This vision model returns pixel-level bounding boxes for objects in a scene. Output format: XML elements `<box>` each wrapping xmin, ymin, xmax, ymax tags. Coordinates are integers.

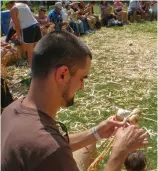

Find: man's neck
<box><xmin>22</xmin><ymin>81</ymin><xmax>60</xmax><ymax>119</ymax></box>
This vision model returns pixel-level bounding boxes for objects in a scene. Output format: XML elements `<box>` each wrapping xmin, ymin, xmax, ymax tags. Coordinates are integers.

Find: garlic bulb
<box><xmin>128</xmin><ymin>114</ymin><xmax>140</xmax><ymax>125</ymax></box>
<box><xmin>116</xmin><ymin>108</ymin><xmax>131</xmax><ymax>121</ymax></box>
<box><xmin>115</xmin><ymin>107</ymin><xmax>141</xmax><ymax>125</ymax></box>
<box><xmin>127</xmin><ymin>108</ymin><xmax>141</xmax><ymax>125</ymax></box>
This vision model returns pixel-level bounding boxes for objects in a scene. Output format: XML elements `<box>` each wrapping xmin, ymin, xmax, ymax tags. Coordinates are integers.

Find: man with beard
<box><xmin>1</xmin><ymin>31</ymin><xmax>149</xmax><ymax>171</ymax></box>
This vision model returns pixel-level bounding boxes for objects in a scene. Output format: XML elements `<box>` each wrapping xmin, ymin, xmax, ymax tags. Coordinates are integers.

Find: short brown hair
<box><xmin>32</xmin><ymin>31</ymin><xmax>92</xmax><ymax>79</ymax></box>
<box><xmin>124</xmin><ymin>151</ymin><xmax>147</xmax><ymax>171</ymax></box>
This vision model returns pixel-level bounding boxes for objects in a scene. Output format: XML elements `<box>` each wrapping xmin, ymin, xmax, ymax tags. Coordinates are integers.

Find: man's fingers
<box><xmin>110</xmin><ymin>120</ymin><xmax>126</xmax><ymax>127</ymax></box>
<box><xmin>138</xmin><ymin>132</ymin><xmax>150</xmax><ymax>142</ymax></box>
<box><xmin>138</xmin><ymin>140</ymin><xmax>149</xmax><ymax>149</ymax></box>
<box><xmin>130</xmin><ymin>140</ymin><xmax>149</xmax><ymax>152</ymax></box>
<box><xmin>142</xmin><ymin>140</ymin><xmax>149</xmax><ymax>146</ymax></box>
<box><xmin>135</xmin><ymin>128</ymin><xmax>146</xmax><ymax>137</ymax></box>
<box><xmin>129</xmin><ymin>140</ymin><xmax>149</xmax><ymax>152</ymax></box>
<box><xmin>135</xmin><ymin>129</ymin><xmax>150</xmax><ymax>142</ymax></box>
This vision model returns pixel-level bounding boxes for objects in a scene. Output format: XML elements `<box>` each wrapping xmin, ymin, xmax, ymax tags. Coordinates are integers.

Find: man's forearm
<box><xmin>103</xmin><ymin>148</ymin><xmax>128</xmax><ymax>171</ymax></box>
<box><xmin>69</xmin><ymin>129</ymin><xmax>97</xmax><ymax>152</ymax></box>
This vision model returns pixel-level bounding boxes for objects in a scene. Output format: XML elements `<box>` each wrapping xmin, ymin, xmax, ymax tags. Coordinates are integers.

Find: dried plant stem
<box><xmin>143</xmin><ymin>117</ymin><xmax>157</xmax><ymax>123</ymax></box>
<box><xmin>88</xmin><ymin>137</ymin><xmax>115</xmax><ymax>171</ymax></box>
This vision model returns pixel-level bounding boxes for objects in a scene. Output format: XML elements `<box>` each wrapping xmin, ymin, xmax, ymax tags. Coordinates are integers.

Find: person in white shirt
<box><xmin>149</xmin><ymin>0</ymin><xmax>157</xmax><ymax>20</ymax></box>
<box><xmin>128</xmin><ymin>0</ymin><xmax>145</xmax><ymax>22</ymax></box>
<box><xmin>61</xmin><ymin>2</ymin><xmax>69</xmax><ymax>22</ymax></box>
<box><xmin>11</xmin><ymin>1</ymin><xmax>42</xmax><ymax>68</ymax></box>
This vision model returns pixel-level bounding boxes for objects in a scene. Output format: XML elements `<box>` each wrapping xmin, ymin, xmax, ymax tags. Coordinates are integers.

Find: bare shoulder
<box><xmin>10</xmin><ymin>6</ymin><xmax>18</xmax><ymax>13</ymax></box>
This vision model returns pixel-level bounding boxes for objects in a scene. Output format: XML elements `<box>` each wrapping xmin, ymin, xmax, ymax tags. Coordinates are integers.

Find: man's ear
<box><xmin>55</xmin><ymin>66</ymin><xmax>71</xmax><ymax>84</ymax></box>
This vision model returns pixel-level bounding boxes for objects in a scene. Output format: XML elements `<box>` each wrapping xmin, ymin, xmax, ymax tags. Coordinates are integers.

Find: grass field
<box><xmin>58</xmin><ymin>21</ymin><xmax>157</xmax><ymax>170</ymax></box>
<box><xmin>7</xmin><ymin>21</ymin><xmax>157</xmax><ymax>170</ymax></box>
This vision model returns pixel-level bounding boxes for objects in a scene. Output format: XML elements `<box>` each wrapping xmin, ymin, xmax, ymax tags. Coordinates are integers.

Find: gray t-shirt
<box><xmin>1</xmin><ymin>99</ymin><xmax>79</xmax><ymax>171</ymax></box>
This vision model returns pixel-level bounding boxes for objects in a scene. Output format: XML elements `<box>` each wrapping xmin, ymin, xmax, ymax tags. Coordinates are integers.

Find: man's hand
<box><xmin>96</xmin><ymin>116</ymin><xmax>126</xmax><ymax>139</ymax></box>
<box><xmin>113</xmin><ymin>125</ymin><xmax>149</xmax><ymax>154</ymax></box>
<box><xmin>103</xmin><ymin>125</ymin><xmax>149</xmax><ymax>171</ymax></box>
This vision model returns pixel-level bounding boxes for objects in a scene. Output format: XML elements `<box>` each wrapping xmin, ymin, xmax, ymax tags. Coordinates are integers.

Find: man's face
<box><xmin>62</xmin><ymin>56</ymin><xmax>91</xmax><ymax>107</ymax></box>
<box><xmin>56</xmin><ymin>8</ymin><xmax>61</xmax><ymax>14</ymax></box>
<box><xmin>40</xmin><ymin>8</ymin><xmax>47</xmax><ymax>14</ymax></box>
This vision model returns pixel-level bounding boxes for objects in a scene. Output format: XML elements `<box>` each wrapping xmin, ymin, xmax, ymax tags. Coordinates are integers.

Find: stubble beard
<box><xmin>62</xmin><ymin>83</ymin><xmax>74</xmax><ymax>107</ymax></box>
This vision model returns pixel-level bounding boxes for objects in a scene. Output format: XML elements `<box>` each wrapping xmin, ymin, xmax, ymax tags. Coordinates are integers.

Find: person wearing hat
<box><xmin>67</xmin><ymin>1</ymin><xmax>85</xmax><ymax>36</ymax></box>
<box><xmin>48</xmin><ymin>2</ymin><xmax>63</xmax><ymax>31</ymax></box>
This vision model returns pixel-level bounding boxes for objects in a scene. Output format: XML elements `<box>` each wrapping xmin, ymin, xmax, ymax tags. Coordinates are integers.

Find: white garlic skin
<box><xmin>116</xmin><ymin>108</ymin><xmax>131</xmax><ymax>120</ymax></box>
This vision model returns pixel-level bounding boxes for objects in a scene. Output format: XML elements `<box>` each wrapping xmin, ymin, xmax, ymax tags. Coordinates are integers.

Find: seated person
<box><xmin>37</xmin><ymin>7</ymin><xmax>49</xmax><ymax>25</ymax></box>
<box><xmin>128</xmin><ymin>0</ymin><xmax>146</xmax><ymax>22</ymax></box>
<box><xmin>78</xmin><ymin>1</ymin><xmax>96</xmax><ymax>30</ymax></box>
<box><xmin>65</xmin><ymin>2</ymin><xmax>84</xmax><ymax>36</ymax></box>
<box><xmin>48</xmin><ymin>2</ymin><xmax>63</xmax><ymax>31</ymax></box>
<box><xmin>140</xmin><ymin>0</ymin><xmax>151</xmax><ymax>20</ymax></box>
<box><xmin>149</xmin><ymin>0</ymin><xmax>157</xmax><ymax>21</ymax></box>
<box><xmin>61</xmin><ymin>2</ymin><xmax>69</xmax><ymax>22</ymax></box>
<box><xmin>60</xmin><ymin>2</ymin><xmax>74</xmax><ymax>33</ymax></box>
<box><xmin>88</xmin><ymin>1</ymin><xmax>102</xmax><ymax>29</ymax></box>
<box><xmin>77</xmin><ymin>2</ymin><xmax>95</xmax><ymax>33</ymax></box>
<box><xmin>124</xmin><ymin>151</ymin><xmax>147</xmax><ymax>171</ymax></box>
<box><xmin>100</xmin><ymin>0</ymin><xmax>117</xmax><ymax>26</ymax></box>
<box><xmin>37</xmin><ymin>6</ymin><xmax>54</xmax><ymax>36</ymax></box>
<box><xmin>114</xmin><ymin>0</ymin><xmax>129</xmax><ymax>24</ymax></box>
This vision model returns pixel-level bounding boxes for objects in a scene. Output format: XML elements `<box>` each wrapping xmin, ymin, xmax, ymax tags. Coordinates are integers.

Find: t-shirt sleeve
<box><xmin>34</xmin><ymin>147</ymin><xmax>79</xmax><ymax>171</ymax></box>
<box><xmin>48</xmin><ymin>12</ymin><xmax>53</xmax><ymax>22</ymax></box>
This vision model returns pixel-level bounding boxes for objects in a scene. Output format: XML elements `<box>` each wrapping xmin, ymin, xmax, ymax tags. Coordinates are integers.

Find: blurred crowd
<box><xmin>3</xmin><ymin>0</ymin><xmax>157</xmax><ymax>67</ymax></box>
<box><xmin>33</xmin><ymin>0</ymin><xmax>157</xmax><ymax>35</ymax></box>
<box><xmin>5</xmin><ymin>0</ymin><xmax>157</xmax><ymax>40</ymax></box>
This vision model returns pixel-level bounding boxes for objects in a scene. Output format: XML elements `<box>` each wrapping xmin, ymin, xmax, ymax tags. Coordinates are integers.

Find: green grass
<box><xmin>56</xmin><ymin>22</ymin><xmax>157</xmax><ymax>170</ymax></box>
<box><xmin>113</xmin><ymin>21</ymin><xmax>157</xmax><ymax>35</ymax></box>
